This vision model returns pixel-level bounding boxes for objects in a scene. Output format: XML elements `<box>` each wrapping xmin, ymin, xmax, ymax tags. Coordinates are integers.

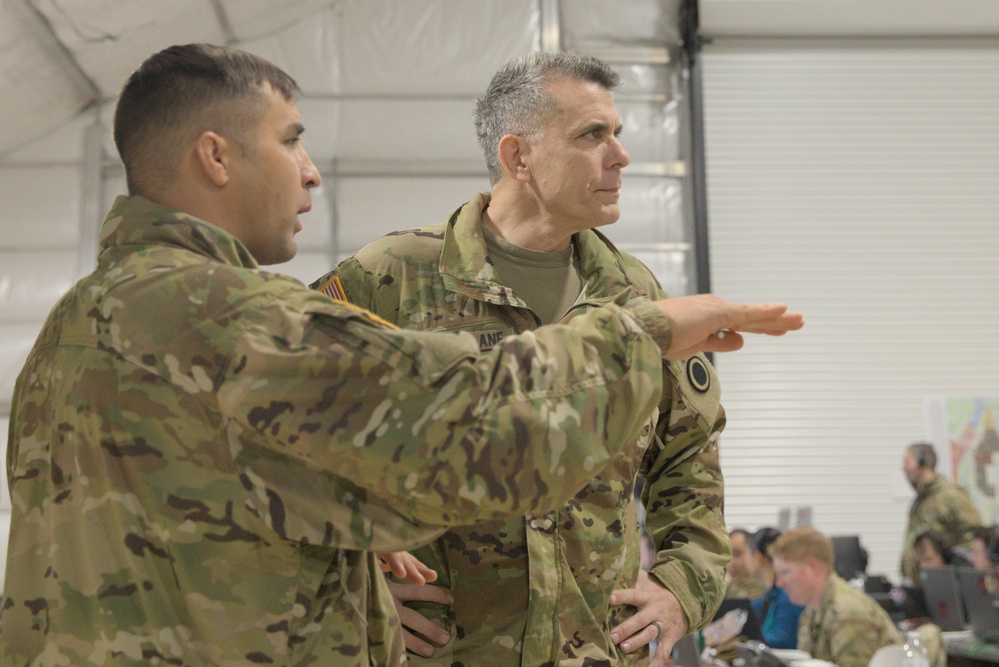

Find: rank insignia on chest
<box><xmin>477</xmin><ymin>329</ymin><xmax>507</xmax><ymax>350</ymax></box>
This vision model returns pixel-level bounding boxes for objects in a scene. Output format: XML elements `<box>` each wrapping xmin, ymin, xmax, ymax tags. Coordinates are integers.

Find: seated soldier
<box><xmin>726</xmin><ymin>528</ymin><xmax>765</xmax><ymax>599</ymax></box>
<box><xmin>769</xmin><ymin>527</ymin><xmax>901</xmax><ymax>667</ymax></box>
<box><xmin>914</xmin><ymin>530</ymin><xmax>973</xmax><ymax>573</ymax></box>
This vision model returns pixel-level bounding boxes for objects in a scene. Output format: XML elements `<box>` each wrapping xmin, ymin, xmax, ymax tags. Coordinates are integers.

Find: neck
<box><xmin>154</xmin><ymin>178</ymin><xmax>233</xmax><ymax>233</ymax></box>
<box><xmin>485</xmin><ymin>183</ymin><xmax>574</xmax><ymax>251</ymax></box>
<box><xmin>807</xmin><ymin>574</ymin><xmax>829</xmax><ymax>610</ymax></box>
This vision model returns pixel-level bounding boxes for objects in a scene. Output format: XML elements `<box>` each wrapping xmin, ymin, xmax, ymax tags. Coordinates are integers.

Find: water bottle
<box><xmin>901</xmin><ymin>631</ymin><xmax>930</xmax><ymax>667</ymax></box>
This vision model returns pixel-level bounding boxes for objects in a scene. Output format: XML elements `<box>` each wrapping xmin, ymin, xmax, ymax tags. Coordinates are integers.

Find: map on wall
<box><xmin>926</xmin><ymin>397</ymin><xmax>999</xmax><ymax>523</ymax></box>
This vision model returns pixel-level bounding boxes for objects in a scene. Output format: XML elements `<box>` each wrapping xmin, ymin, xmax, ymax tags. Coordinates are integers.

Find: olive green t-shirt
<box><xmin>481</xmin><ymin>226</ymin><xmax>583</xmax><ymax>325</ymax></box>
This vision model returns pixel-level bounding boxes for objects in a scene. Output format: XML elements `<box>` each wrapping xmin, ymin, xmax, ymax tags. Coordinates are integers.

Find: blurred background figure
<box><xmin>913</xmin><ymin>531</ymin><xmax>973</xmax><ymax>573</ymax></box>
<box><xmin>771</xmin><ymin>527</ymin><xmax>904</xmax><ymax>667</ymax></box>
<box><xmin>747</xmin><ymin>527</ymin><xmax>805</xmax><ymax>649</ymax></box>
<box><xmin>966</xmin><ymin>526</ymin><xmax>996</xmax><ymax>572</ymax></box>
<box><xmin>901</xmin><ymin>442</ymin><xmax>981</xmax><ymax>585</ymax></box>
<box><xmin>726</xmin><ymin>529</ymin><xmax>764</xmax><ymax>600</ymax></box>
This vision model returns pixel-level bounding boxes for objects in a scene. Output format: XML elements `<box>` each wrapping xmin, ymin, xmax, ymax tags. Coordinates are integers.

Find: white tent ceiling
<box><xmin>0</xmin><ymin>0</ymin><xmax>691</xmax><ymax>414</ymax></box>
<box><xmin>0</xmin><ymin>0</ymin><xmax>684</xmax><ymax>158</ymax></box>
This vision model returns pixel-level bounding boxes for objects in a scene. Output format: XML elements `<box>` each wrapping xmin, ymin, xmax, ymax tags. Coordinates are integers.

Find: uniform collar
<box><xmin>915</xmin><ymin>474</ymin><xmax>944</xmax><ymax>498</ymax></box>
<box><xmin>807</xmin><ymin>573</ymin><xmax>842</xmax><ymax>634</ymax></box>
<box><xmin>438</xmin><ymin>192</ymin><xmax>645</xmax><ymax>305</ymax></box>
<box><xmin>98</xmin><ymin>195</ymin><xmax>258</xmax><ymax>269</ymax></box>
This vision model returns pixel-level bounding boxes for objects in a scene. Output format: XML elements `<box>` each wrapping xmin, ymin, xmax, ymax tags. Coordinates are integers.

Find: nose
<box><xmin>608</xmin><ymin>135</ymin><xmax>630</xmax><ymax>170</ymax></box>
<box><xmin>301</xmin><ymin>148</ymin><xmax>322</xmax><ymax>189</ymax></box>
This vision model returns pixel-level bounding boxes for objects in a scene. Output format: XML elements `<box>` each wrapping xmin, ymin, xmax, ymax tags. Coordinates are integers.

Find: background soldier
<box><xmin>901</xmin><ymin>442</ymin><xmax>982</xmax><ymax>584</ymax></box>
<box><xmin>770</xmin><ymin>528</ymin><xmax>902</xmax><ymax>667</ymax></box>
<box><xmin>726</xmin><ymin>528</ymin><xmax>765</xmax><ymax>599</ymax></box>
<box><xmin>315</xmin><ymin>52</ymin><xmax>733</xmax><ymax>666</ymax></box>
<box><xmin>0</xmin><ymin>44</ymin><xmax>804</xmax><ymax>666</ymax></box>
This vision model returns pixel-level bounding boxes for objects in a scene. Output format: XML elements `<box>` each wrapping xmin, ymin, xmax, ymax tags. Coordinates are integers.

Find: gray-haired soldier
<box><xmin>1</xmin><ymin>44</ymin><xmax>802</xmax><ymax>666</ymax></box>
<box><xmin>314</xmin><ymin>51</ymin><xmax>766</xmax><ymax>666</ymax></box>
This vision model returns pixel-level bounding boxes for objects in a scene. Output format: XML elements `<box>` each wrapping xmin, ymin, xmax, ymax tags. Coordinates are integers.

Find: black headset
<box><xmin>910</xmin><ymin>442</ymin><xmax>935</xmax><ymax>469</ymax></box>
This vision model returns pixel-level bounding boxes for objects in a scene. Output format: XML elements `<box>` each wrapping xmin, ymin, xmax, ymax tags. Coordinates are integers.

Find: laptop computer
<box><xmin>922</xmin><ymin>566</ymin><xmax>967</xmax><ymax>631</ymax></box>
<box><xmin>956</xmin><ymin>567</ymin><xmax>999</xmax><ymax>638</ymax></box>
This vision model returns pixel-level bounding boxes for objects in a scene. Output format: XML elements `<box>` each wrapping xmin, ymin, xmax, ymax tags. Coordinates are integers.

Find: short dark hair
<box><xmin>473</xmin><ymin>51</ymin><xmax>621</xmax><ymax>185</ymax></box>
<box><xmin>729</xmin><ymin>528</ymin><xmax>753</xmax><ymax>540</ymax></box>
<box><xmin>113</xmin><ymin>43</ymin><xmax>300</xmax><ymax>196</ymax></box>
<box><xmin>907</xmin><ymin>442</ymin><xmax>937</xmax><ymax>470</ymax></box>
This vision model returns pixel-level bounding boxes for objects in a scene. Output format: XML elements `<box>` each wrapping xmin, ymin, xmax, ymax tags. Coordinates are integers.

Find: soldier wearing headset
<box><xmin>901</xmin><ymin>442</ymin><xmax>982</xmax><ymax>584</ymax></box>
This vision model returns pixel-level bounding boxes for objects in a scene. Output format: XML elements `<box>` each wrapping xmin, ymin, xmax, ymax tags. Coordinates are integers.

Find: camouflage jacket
<box><xmin>901</xmin><ymin>475</ymin><xmax>982</xmax><ymax>582</ymax></box>
<box><xmin>1</xmin><ymin>195</ymin><xmax>676</xmax><ymax>666</ymax></box>
<box><xmin>316</xmin><ymin>193</ymin><xmax>730</xmax><ymax>666</ymax></box>
<box><xmin>798</xmin><ymin>575</ymin><xmax>901</xmax><ymax>667</ymax></box>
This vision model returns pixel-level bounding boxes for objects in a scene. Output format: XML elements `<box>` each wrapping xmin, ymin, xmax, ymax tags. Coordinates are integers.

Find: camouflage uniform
<box><xmin>901</xmin><ymin>475</ymin><xmax>982</xmax><ymax>582</ymax></box>
<box><xmin>798</xmin><ymin>574</ymin><xmax>901</xmax><ymax>667</ymax></box>
<box><xmin>0</xmin><ymin>195</ymin><xmax>676</xmax><ymax>666</ymax></box>
<box><xmin>317</xmin><ymin>193</ymin><xmax>729</xmax><ymax>666</ymax></box>
<box><xmin>724</xmin><ymin>576</ymin><xmax>765</xmax><ymax>600</ymax></box>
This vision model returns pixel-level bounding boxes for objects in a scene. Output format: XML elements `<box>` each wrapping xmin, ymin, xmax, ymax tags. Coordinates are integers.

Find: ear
<box><xmin>192</xmin><ymin>131</ymin><xmax>232</xmax><ymax>188</ymax></box>
<box><xmin>497</xmin><ymin>134</ymin><xmax>531</xmax><ymax>183</ymax></box>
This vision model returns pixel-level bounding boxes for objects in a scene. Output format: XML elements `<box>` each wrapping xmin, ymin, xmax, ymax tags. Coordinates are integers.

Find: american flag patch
<box><xmin>318</xmin><ymin>276</ymin><xmax>348</xmax><ymax>302</ymax></box>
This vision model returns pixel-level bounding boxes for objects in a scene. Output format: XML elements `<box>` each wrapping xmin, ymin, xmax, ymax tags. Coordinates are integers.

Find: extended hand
<box><xmin>387</xmin><ymin>579</ymin><xmax>453</xmax><ymax>658</ymax></box>
<box><xmin>376</xmin><ymin>551</ymin><xmax>438</xmax><ymax>585</ymax></box>
<box><xmin>610</xmin><ymin>570</ymin><xmax>689</xmax><ymax>667</ymax></box>
<box><xmin>654</xmin><ymin>295</ymin><xmax>804</xmax><ymax>360</ymax></box>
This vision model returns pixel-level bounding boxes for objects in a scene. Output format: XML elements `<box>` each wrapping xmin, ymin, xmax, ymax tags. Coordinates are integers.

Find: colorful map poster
<box><xmin>927</xmin><ymin>397</ymin><xmax>999</xmax><ymax>523</ymax></box>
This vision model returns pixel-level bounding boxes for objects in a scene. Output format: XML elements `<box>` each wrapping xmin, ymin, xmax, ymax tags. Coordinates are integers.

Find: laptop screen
<box><xmin>956</xmin><ymin>567</ymin><xmax>999</xmax><ymax>638</ymax></box>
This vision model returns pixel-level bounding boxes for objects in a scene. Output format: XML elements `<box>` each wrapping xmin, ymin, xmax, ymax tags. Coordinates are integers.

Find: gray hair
<box><xmin>474</xmin><ymin>51</ymin><xmax>621</xmax><ymax>185</ymax></box>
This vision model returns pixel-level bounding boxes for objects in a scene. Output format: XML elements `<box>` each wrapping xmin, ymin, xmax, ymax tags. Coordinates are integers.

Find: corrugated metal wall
<box><xmin>702</xmin><ymin>40</ymin><xmax>999</xmax><ymax>578</ymax></box>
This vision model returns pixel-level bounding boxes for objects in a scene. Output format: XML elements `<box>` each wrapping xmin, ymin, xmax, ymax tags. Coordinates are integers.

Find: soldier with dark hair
<box><xmin>913</xmin><ymin>530</ymin><xmax>972</xmax><ymax>571</ymax></box>
<box><xmin>0</xmin><ymin>44</ymin><xmax>803</xmax><ymax>666</ymax></box>
<box><xmin>727</xmin><ymin>528</ymin><xmax>765</xmax><ymax>599</ymax></box>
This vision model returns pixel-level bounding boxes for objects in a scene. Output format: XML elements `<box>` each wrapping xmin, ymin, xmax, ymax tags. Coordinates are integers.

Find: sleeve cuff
<box><xmin>648</xmin><ymin>560</ymin><xmax>707</xmax><ymax>632</ymax></box>
<box><xmin>625</xmin><ymin>299</ymin><xmax>672</xmax><ymax>356</ymax></box>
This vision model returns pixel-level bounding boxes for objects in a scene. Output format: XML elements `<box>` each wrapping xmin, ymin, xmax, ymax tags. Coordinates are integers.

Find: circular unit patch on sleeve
<box><xmin>686</xmin><ymin>357</ymin><xmax>711</xmax><ymax>393</ymax></box>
